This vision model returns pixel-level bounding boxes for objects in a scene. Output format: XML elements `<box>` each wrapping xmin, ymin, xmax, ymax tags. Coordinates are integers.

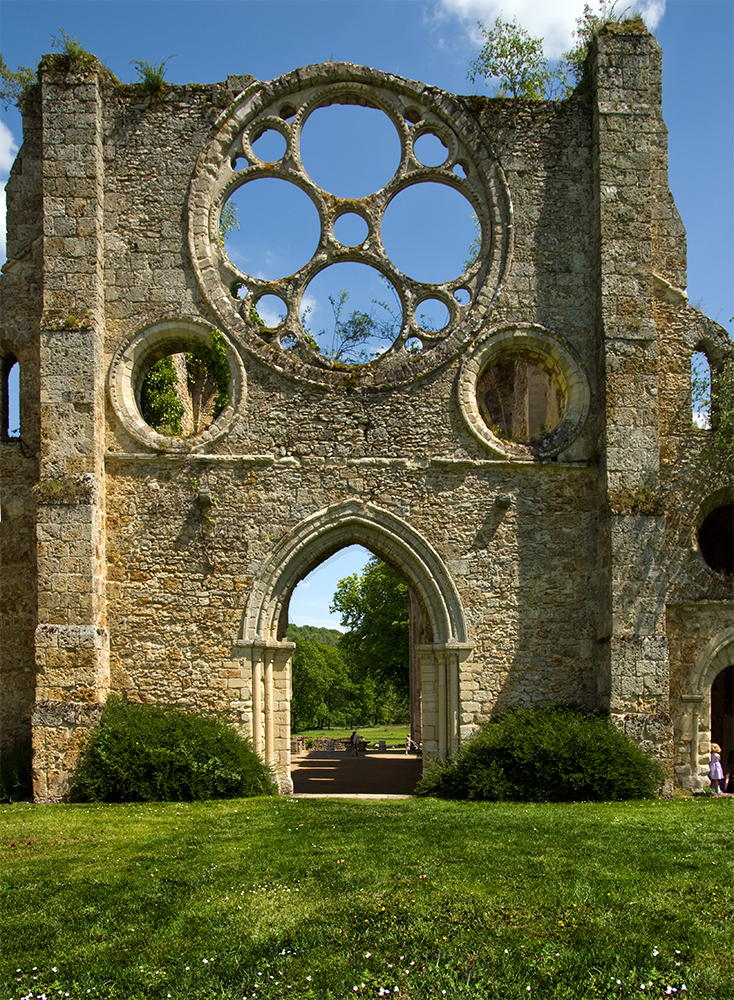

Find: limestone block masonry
<box><xmin>1</xmin><ymin>25</ymin><xmax>731</xmax><ymax>799</ymax></box>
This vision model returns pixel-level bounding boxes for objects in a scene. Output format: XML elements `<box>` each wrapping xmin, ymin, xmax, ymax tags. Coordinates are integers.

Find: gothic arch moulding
<box><xmin>239</xmin><ymin>498</ymin><xmax>468</xmax><ymax>646</ymax></box>
<box><xmin>235</xmin><ymin>500</ymin><xmax>471</xmax><ymax>775</ymax></box>
<box><xmin>689</xmin><ymin>625</ymin><xmax>734</xmax><ymax>698</ymax></box>
<box><xmin>675</xmin><ymin>625</ymin><xmax>734</xmax><ymax>790</ymax></box>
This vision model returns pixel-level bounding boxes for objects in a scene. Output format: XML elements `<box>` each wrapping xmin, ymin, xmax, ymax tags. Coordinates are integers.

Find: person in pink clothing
<box><xmin>708</xmin><ymin>742</ymin><xmax>725</xmax><ymax>795</ymax></box>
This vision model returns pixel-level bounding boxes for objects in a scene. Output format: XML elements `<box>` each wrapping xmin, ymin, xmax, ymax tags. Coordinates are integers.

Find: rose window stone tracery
<box><xmin>188</xmin><ymin>64</ymin><xmax>512</xmax><ymax>388</ymax></box>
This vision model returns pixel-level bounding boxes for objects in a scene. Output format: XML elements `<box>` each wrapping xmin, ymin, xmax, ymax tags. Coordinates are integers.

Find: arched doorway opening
<box><xmin>711</xmin><ymin>665</ymin><xmax>734</xmax><ymax>783</ymax></box>
<box><xmin>286</xmin><ymin>543</ymin><xmax>428</xmax><ymax>794</ymax></box>
<box><xmin>234</xmin><ymin>500</ymin><xmax>471</xmax><ymax>793</ymax></box>
<box><xmin>679</xmin><ymin>625</ymin><xmax>734</xmax><ymax>790</ymax></box>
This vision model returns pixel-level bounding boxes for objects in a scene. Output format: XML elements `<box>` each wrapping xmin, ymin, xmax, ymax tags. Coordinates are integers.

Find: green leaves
<box><xmin>140</xmin><ymin>354</ymin><xmax>185</xmax><ymax>436</ymax></box>
<box><xmin>319</xmin><ymin>290</ymin><xmax>398</xmax><ymax>364</ymax></box>
<box><xmin>139</xmin><ymin>331</ymin><xmax>230</xmax><ymax>437</ymax></box>
<box><xmin>468</xmin><ymin>16</ymin><xmax>554</xmax><ymax>101</ymax></box>
<box><xmin>72</xmin><ymin>696</ymin><xmax>276</xmax><ymax>801</ymax></box>
<box><xmin>418</xmin><ymin>704</ymin><xmax>665</xmax><ymax>802</ymax></box>
<box><xmin>130</xmin><ymin>56</ymin><xmax>173</xmax><ymax>100</ymax></box>
<box><xmin>331</xmin><ymin>557</ymin><xmax>410</xmax><ymax>698</ymax></box>
<box><xmin>0</xmin><ymin>54</ymin><xmax>37</xmax><ymax>110</ymax></box>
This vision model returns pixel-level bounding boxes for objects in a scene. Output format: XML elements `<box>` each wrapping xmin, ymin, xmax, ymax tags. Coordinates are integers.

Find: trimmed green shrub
<box><xmin>417</xmin><ymin>704</ymin><xmax>664</xmax><ymax>802</ymax></box>
<box><xmin>72</xmin><ymin>697</ymin><xmax>276</xmax><ymax>802</ymax></box>
<box><xmin>0</xmin><ymin>736</ymin><xmax>32</xmax><ymax>801</ymax></box>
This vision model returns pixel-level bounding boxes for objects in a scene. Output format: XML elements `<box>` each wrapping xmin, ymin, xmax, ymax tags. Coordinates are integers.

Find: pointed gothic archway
<box><xmin>232</xmin><ymin>499</ymin><xmax>472</xmax><ymax>792</ymax></box>
<box><xmin>676</xmin><ymin>625</ymin><xmax>734</xmax><ymax>790</ymax></box>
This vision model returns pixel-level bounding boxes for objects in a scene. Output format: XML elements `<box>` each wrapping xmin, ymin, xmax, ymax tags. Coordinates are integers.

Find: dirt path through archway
<box><xmin>291</xmin><ymin>749</ymin><xmax>423</xmax><ymax>795</ymax></box>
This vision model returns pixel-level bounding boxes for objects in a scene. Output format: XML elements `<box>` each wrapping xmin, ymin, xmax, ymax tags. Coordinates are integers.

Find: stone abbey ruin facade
<box><xmin>1</xmin><ymin>23</ymin><xmax>732</xmax><ymax>799</ymax></box>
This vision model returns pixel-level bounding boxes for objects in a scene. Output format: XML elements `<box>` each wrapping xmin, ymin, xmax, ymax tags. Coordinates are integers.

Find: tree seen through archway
<box><xmin>287</xmin><ymin>552</ymin><xmax>412</xmax><ymax>737</ymax></box>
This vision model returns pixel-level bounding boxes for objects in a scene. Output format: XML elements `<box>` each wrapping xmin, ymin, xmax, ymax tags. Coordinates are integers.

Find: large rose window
<box><xmin>188</xmin><ymin>64</ymin><xmax>512</xmax><ymax>387</ymax></box>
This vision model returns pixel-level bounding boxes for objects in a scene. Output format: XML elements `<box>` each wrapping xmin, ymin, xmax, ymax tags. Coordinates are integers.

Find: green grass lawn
<box><xmin>294</xmin><ymin>725</ymin><xmax>410</xmax><ymax>746</ymax></box>
<box><xmin>1</xmin><ymin>797</ymin><xmax>732</xmax><ymax>1000</ymax></box>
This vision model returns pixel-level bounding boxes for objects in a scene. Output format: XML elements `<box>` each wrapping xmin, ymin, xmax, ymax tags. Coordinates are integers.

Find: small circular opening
<box><xmin>414</xmin><ymin>131</ymin><xmax>448</xmax><ymax>167</ymax></box>
<box><xmin>333</xmin><ymin>213</ymin><xmax>369</xmax><ymax>247</ymax></box>
<box><xmin>279</xmin><ymin>332</ymin><xmax>298</xmax><ymax>351</ymax></box>
<box><xmin>251</xmin><ymin>128</ymin><xmax>287</xmax><ymax>162</ymax></box>
<box><xmin>252</xmin><ymin>294</ymin><xmax>287</xmax><ymax>329</ymax></box>
<box><xmin>416</xmin><ymin>298</ymin><xmax>450</xmax><ymax>332</ymax></box>
<box><xmin>405</xmin><ymin>337</ymin><xmax>423</xmax><ymax>354</ymax></box>
<box><xmin>453</xmin><ymin>288</ymin><xmax>471</xmax><ymax>305</ymax></box>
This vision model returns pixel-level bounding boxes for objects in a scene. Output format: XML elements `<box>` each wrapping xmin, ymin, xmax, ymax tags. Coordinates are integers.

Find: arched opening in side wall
<box><xmin>1</xmin><ymin>354</ymin><xmax>20</xmax><ymax>440</ymax></box>
<box><xmin>235</xmin><ymin>500</ymin><xmax>471</xmax><ymax>794</ymax></box>
<box><xmin>681</xmin><ymin>626</ymin><xmax>734</xmax><ymax>791</ymax></box>
<box><xmin>711</xmin><ymin>665</ymin><xmax>734</xmax><ymax>787</ymax></box>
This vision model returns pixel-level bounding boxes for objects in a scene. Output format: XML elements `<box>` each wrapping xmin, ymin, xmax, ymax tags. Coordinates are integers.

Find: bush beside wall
<box><xmin>72</xmin><ymin>697</ymin><xmax>276</xmax><ymax>802</ymax></box>
<box><xmin>417</xmin><ymin>704</ymin><xmax>664</xmax><ymax>802</ymax></box>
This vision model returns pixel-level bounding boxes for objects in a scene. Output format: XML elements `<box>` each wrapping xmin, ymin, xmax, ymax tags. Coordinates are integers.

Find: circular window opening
<box><xmin>221</xmin><ymin>178</ymin><xmax>320</xmax><ymax>281</ymax></box>
<box><xmin>303</xmin><ymin>261</ymin><xmax>402</xmax><ymax>365</ymax></box>
<box><xmin>299</xmin><ymin>103</ymin><xmax>401</xmax><ymax>198</ymax></box>
<box><xmin>139</xmin><ymin>333</ymin><xmax>231</xmax><ymax>439</ymax></box>
<box><xmin>250</xmin><ymin>128</ymin><xmax>287</xmax><ymax>162</ymax></box>
<box><xmin>477</xmin><ymin>359</ymin><xmax>567</xmax><ymax>445</ymax></box>
<box><xmin>333</xmin><ymin>212</ymin><xmax>369</xmax><ymax>247</ymax></box>
<box><xmin>454</xmin><ymin>287</ymin><xmax>471</xmax><ymax>305</ymax></box>
<box><xmin>252</xmin><ymin>294</ymin><xmax>287</xmax><ymax>330</ymax></box>
<box><xmin>381</xmin><ymin>182</ymin><xmax>478</xmax><ymax>284</ymax></box>
<box><xmin>698</xmin><ymin>504</ymin><xmax>734</xmax><ymax>577</ymax></box>
<box><xmin>416</xmin><ymin>298</ymin><xmax>450</xmax><ymax>332</ymax></box>
<box><xmin>414</xmin><ymin>132</ymin><xmax>448</xmax><ymax>167</ymax></box>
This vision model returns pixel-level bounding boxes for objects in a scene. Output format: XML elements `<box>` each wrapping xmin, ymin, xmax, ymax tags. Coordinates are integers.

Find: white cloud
<box><xmin>0</xmin><ymin>120</ymin><xmax>19</xmax><ymax>174</ymax></box>
<box><xmin>0</xmin><ymin>121</ymin><xmax>19</xmax><ymax>264</ymax></box>
<box><xmin>0</xmin><ymin>186</ymin><xmax>6</xmax><ymax>264</ymax></box>
<box><xmin>435</xmin><ymin>0</ymin><xmax>665</xmax><ymax>58</ymax></box>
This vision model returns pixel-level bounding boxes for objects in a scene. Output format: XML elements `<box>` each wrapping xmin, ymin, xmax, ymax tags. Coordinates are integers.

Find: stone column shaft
<box><xmin>32</xmin><ymin>65</ymin><xmax>109</xmax><ymax>800</ymax></box>
<box><xmin>592</xmin><ymin>30</ymin><xmax>672</xmax><ymax>761</ymax></box>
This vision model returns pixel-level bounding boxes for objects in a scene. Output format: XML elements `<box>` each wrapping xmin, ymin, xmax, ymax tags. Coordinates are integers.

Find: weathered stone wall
<box><xmin>0</xmin><ymin>89</ymin><xmax>43</xmax><ymax>754</ymax></box>
<box><xmin>1</xmin><ymin>25</ymin><xmax>731</xmax><ymax>799</ymax></box>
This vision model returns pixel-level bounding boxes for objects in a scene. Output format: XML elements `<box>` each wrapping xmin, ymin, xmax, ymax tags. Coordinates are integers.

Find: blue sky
<box><xmin>1</xmin><ymin>0</ymin><xmax>732</xmax><ymax>627</ymax></box>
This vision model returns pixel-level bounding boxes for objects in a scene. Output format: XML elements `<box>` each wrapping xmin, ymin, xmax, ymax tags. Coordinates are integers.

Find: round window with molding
<box><xmin>108</xmin><ymin>320</ymin><xmax>246</xmax><ymax>452</ymax></box>
<box><xmin>187</xmin><ymin>63</ymin><xmax>512</xmax><ymax>389</ymax></box>
<box><xmin>458</xmin><ymin>325</ymin><xmax>590</xmax><ymax>460</ymax></box>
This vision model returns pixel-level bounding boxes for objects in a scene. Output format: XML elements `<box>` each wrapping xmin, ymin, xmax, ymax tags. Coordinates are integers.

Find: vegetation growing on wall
<box><xmin>694</xmin><ymin>353</ymin><xmax>734</xmax><ymax>473</ymax></box>
<box><xmin>467</xmin><ymin>4</ymin><xmax>648</xmax><ymax>102</ymax></box>
<box><xmin>468</xmin><ymin>16</ymin><xmax>555</xmax><ymax>101</ymax></box>
<box><xmin>130</xmin><ymin>57</ymin><xmax>171</xmax><ymax>100</ymax></box>
<box><xmin>140</xmin><ymin>331</ymin><xmax>230</xmax><ymax>437</ymax></box>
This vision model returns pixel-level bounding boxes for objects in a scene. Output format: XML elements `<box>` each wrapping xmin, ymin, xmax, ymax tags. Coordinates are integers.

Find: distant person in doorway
<box><xmin>708</xmin><ymin>742</ymin><xmax>725</xmax><ymax>795</ymax></box>
<box><xmin>350</xmin><ymin>731</ymin><xmax>359</xmax><ymax>757</ymax></box>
